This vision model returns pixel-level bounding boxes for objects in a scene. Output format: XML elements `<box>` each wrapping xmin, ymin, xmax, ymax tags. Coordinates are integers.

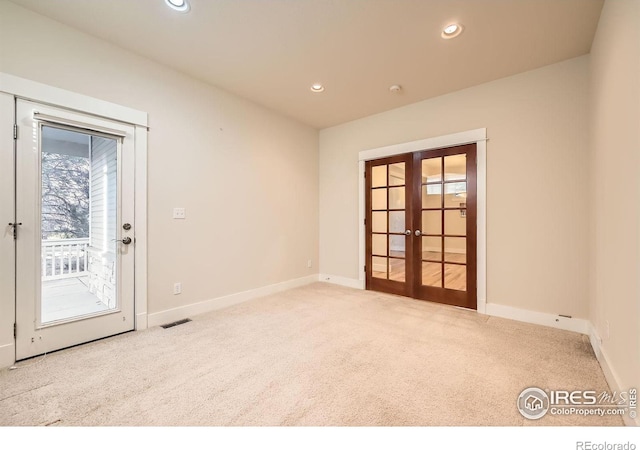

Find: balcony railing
<box><xmin>42</xmin><ymin>238</ymin><xmax>90</xmax><ymax>281</ymax></box>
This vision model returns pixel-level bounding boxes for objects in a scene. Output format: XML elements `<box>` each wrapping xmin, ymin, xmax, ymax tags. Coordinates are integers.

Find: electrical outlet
<box><xmin>173</xmin><ymin>208</ymin><xmax>186</xmax><ymax>219</ymax></box>
<box><xmin>173</xmin><ymin>282</ymin><xmax>182</xmax><ymax>295</ymax></box>
<box><xmin>307</xmin><ymin>259</ymin><xmax>312</xmax><ymax>268</ymax></box>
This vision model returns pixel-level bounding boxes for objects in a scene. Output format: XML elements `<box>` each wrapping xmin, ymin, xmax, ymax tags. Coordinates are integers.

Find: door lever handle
<box><xmin>113</xmin><ymin>237</ymin><xmax>132</xmax><ymax>245</ymax></box>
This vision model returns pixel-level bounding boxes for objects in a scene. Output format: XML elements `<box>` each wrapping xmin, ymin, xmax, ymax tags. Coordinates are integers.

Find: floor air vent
<box><xmin>160</xmin><ymin>318</ymin><xmax>192</xmax><ymax>329</ymax></box>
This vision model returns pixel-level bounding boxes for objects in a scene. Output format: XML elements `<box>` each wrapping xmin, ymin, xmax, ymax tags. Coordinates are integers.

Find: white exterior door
<box><xmin>15</xmin><ymin>99</ymin><xmax>135</xmax><ymax>360</ymax></box>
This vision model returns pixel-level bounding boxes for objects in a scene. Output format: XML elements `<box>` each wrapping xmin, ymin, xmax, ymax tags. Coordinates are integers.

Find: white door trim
<box><xmin>0</xmin><ymin>73</ymin><xmax>147</xmax><ymax>127</ymax></box>
<box><xmin>0</xmin><ymin>92</ymin><xmax>16</xmax><ymax>369</ymax></box>
<box><xmin>357</xmin><ymin>128</ymin><xmax>487</xmax><ymax>313</ymax></box>
<box><xmin>0</xmin><ymin>74</ymin><xmax>148</xmax><ymax>367</ymax></box>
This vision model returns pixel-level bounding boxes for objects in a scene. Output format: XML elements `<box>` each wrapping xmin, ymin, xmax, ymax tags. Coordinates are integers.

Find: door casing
<box><xmin>358</xmin><ymin>129</ymin><xmax>487</xmax><ymax>312</ymax></box>
<box><xmin>14</xmin><ymin>100</ymin><xmax>135</xmax><ymax>360</ymax></box>
<box><xmin>364</xmin><ymin>144</ymin><xmax>477</xmax><ymax>309</ymax></box>
<box><xmin>0</xmin><ymin>73</ymin><xmax>148</xmax><ymax>368</ymax></box>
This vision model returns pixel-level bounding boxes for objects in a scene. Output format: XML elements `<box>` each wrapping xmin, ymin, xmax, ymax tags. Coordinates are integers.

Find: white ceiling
<box><xmin>9</xmin><ymin>0</ymin><xmax>604</xmax><ymax>129</ymax></box>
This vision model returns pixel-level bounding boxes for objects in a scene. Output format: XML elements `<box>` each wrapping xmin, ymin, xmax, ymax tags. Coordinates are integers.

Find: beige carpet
<box><xmin>0</xmin><ymin>282</ymin><xmax>622</xmax><ymax>426</ymax></box>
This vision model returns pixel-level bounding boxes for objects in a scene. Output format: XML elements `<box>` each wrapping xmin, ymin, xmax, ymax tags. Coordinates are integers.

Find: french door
<box><xmin>14</xmin><ymin>99</ymin><xmax>135</xmax><ymax>360</ymax></box>
<box><xmin>365</xmin><ymin>144</ymin><xmax>477</xmax><ymax>309</ymax></box>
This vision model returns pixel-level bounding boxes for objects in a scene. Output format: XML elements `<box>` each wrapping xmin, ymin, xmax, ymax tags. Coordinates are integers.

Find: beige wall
<box><xmin>320</xmin><ymin>56</ymin><xmax>590</xmax><ymax>318</ymax></box>
<box><xmin>0</xmin><ymin>1</ymin><xmax>319</xmax><ymax>317</ymax></box>
<box><xmin>588</xmin><ymin>0</ymin><xmax>640</xmax><ymax>394</ymax></box>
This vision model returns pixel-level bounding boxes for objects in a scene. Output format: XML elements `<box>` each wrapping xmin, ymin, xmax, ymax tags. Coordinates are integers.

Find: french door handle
<box><xmin>415</xmin><ymin>230</ymin><xmax>422</xmax><ymax>237</ymax></box>
<box><xmin>113</xmin><ymin>237</ymin><xmax>132</xmax><ymax>245</ymax></box>
<box><xmin>404</xmin><ymin>229</ymin><xmax>412</xmax><ymax>236</ymax></box>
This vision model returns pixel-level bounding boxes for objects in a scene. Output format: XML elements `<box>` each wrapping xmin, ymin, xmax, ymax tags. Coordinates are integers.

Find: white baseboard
<box><xmin>485</xmin><ymin>303</ymin><xmax>589</xmax><ymax>334</ymax></box>
<box><xmin>588</xmin><ymin>323</ymin><xmax>639</xmax><ymax>427</ymax></box>
<box><xmin>0</xmin><ymin>342</ymin><xmax>14</xmax><ymax>369</ymax></box>
<box><xmin>319</xmin><ymin>274</ymin><xmax>364</xmax><ymax>290</ymax></box>
<box><xmin>147</xmin><ymin>274</ymin><xmax>319</xmax><ymax>328</ymax></box>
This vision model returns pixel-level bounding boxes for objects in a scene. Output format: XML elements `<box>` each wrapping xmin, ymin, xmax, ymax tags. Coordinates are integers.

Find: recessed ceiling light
<box><xmin>310</xmin><ymin>84</ymin><xmax>325</xmax><ymax>93</ymax></box>
<box><xmin>441</xmin><ymin>23</ymin><xmax>464</xmax><ymax>39</ymax></box>
<box><xmin>165</xmin><ymin>0</ymin><xmax>190</xmax><ymax>13</ymax></box>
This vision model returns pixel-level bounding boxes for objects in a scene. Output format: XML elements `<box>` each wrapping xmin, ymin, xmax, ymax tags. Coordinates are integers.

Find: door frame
<box><xmin>0</xmin><ymin>73</ymin><xmax>148</xmax><ymax>368</ymax></box>
<box><xmin>358</xmin><ymin>128</ymin><xmax>487</xmax><ymax>313</ymax></box>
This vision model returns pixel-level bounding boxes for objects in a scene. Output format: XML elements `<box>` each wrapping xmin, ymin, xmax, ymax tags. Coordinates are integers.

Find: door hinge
<box><xmin>13</xmin><ymin>323</ymin><xmax>16</xmax><ymax>338</ymax></box>
<box><xmin>9</xmin><ymin>222</ymin><xmax>21</xmax><ymax>240</ymax></box>
<box><xmin>364</xmin><ymin>218</ymin><xmax>366</xmax><ymax>225</ymax></box>
<box><xmin>13</xmin><ymin>124</ymin><xmax>18</xmax><ymax>140</ymax></box>
<box><xmin>364</xmin><ymin>265</ymin><xmax>367</xmax><ymax>273</ymax></box>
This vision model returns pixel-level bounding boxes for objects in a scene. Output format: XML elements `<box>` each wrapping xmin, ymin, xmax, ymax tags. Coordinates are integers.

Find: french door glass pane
<box><xmin>372</xmin><ymin>257</ymin><xmax>388</xmax><ymax>279</ymax></box>
<box><xmin>444</xmin><ymin>209</ymin><xmax>466</xmax><ymax>236</ymax></box>
<box><xmin>389</xmin><ymin>258</ymin><xmax>405</xmax><ymax>282</ymax></box>
<box><xmin>372</xmin><ymin>234</ymin><xmax>387</xmax><ymax>256</ymax></box>
<box><xmin>422</xmin><ymin>262</ymin><xmax>442</xmax><ymax>287</ymax></box>
<box><xmin>421</xmin><ymin>158</ymin><xmax>441</xmax><ymax>182</ymax></box>
<box><xmin>444</xmin><ymin>237</ymin><xmax>466</xmax><ymax>263</ymax></box>
<box><xmin>389</xmin><ymin>235</ymin><xmax>405</xmax><ymax>257</ymax></box>
<box><xmin>444</xmin><ymin>182</ymin><xmax>466</xmax><ymax>207</ymax></box>
<box><xmin>445</xmin><ymin>264</ymin><xmax>466</xmax><ymax>291</ymax></box>
<box><xmin>422</xmin><ymin>210</ymin><xmax>442</xmax><ymax>235</ymax></box>
<box><xmin>389</xmin><ymin>211</ymin><xmax>405</xmax><ymax>233</ymax></box>
<box><xmin>444</xmin><ymin>154</ymin><xmax>466</xmax><ymax>181</ymax></box>
<box><xmin>422</xmin><ymin>236</ymin><xmax>442</xmax><ymax>262</ymax></box>
<box><xmin>372</xmin><ymin>165</ymin><xmax>387</xmax><ymax>188</ymax></box>
<box><xmin>389</xmin><ymin>163</ymin><xmax>405</xmax><ymax>186</ymax></box>
<box><xmin>370</xmin><ymin>161</ymin><xmax>407</xmax><ymax>283</ymax></box>
<box><xmin>372</xmin><ymin>188</ymin><xmax>387</xmax><ymax>210</ymax></box>
<box><xmin>372</xmin><ymin>211</ymin><xmax>387</xmax><ymax>233</ymax></box>
<box><xmin>41</xmin><ymin>126</ymin><xmax>118</xmax><ymax>324</ymax></box>
<box><xmin>422</xmin><ymin>185</ymin><xmax>442</xmax><ymax>208</ymax></box>
<box><xmin>389</xmin><ymin>187</ymin><xmax>405</xmax><ymax>209</ymax></box>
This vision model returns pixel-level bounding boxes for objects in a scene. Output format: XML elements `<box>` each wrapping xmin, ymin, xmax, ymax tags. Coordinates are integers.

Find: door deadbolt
<box><xmin>122</xmin><ymin>223</ymin><xmax>131</xmax><ymax>231</ymax></box>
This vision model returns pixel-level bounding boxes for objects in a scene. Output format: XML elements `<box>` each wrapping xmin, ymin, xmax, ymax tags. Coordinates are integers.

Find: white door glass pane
<box><xmin>40</xmin><ymin>127</ymin><xmax>118</xmax><ymax>324</ymax></box>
